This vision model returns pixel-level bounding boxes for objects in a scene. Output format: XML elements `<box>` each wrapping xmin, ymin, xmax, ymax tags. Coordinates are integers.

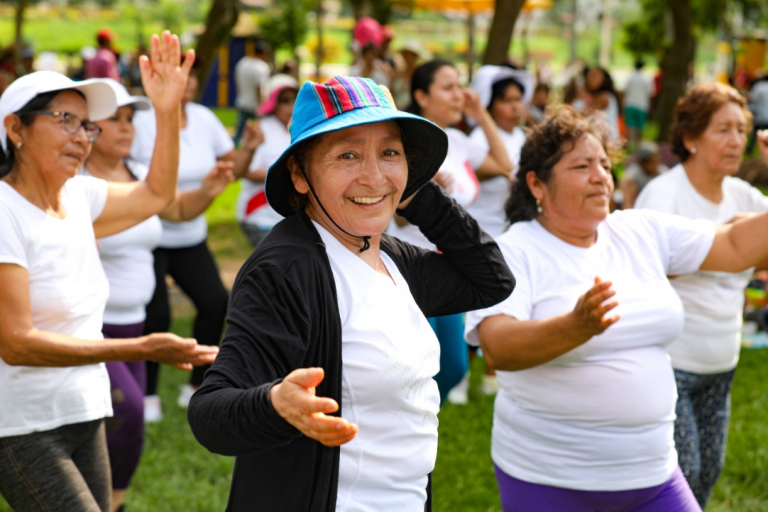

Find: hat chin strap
<box><xmin>298</xmin><ymin>167</ymin><xmax>371</xmax><ymax>253</ymax></box>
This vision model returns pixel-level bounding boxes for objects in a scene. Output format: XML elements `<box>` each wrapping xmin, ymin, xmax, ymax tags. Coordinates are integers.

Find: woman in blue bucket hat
<box><xmin>188</xmin><ymin>76</ymin><xmax>515</xmax><ymax>511</ymax></box>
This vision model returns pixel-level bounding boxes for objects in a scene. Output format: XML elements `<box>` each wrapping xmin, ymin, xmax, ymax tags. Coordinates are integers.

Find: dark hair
<box><xmin>671</xmin><ymin>82</ymin><xmax>752</xmax><ymax>162</ymax></box>
<box><xmin>488</xmin><ymin>78</ymin><xmax>525</xmax><ymax>110</ymax></box>
<box><xmin>585</xmin><ymin>66</ymin><xmax>616</xmax><ymax>96</ymax></box>
<box><xmin>634</xmin><ymin>58</ymin><xmax>645</xmax><ymax>70</ymax></box>
<box><xmin>405</xmin><ymin>60</ymin><xmax>454</xmax><ymax>115</ymax></box>
<box><xmin>505</xmin><ymin>106</ymin><xmax>614</xmax><ymax>225</ymax></box>
<box><xmin>0</xmin><ymin>90</ymin><xmax>69</xmax><ymax>178</ymax></box>
<box><xmin>534</xmin><ymin>83</ymin><xmax>550</xmax><ymax>94</ymax></box>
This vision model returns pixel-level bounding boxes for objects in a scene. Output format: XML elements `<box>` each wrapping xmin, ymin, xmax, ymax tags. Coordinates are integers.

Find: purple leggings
<box><xmin>494</xmin><ymin>464</ymin><xmax>702</xmax><ymax>512</ymax></box>
<box><xmin>103</xmin><ymin>322</ymin><xmax>146</xmax><ymax>491</ymax></box>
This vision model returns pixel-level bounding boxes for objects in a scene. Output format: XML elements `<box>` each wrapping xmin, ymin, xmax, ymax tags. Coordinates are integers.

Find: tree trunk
<box><xmin>13</xmin><ymin>0</ymin><xmax>29</xmax><ymax>77</ymax></box>
<box><xmin>482</xmin><ymin>0</ymin><xmax>527</xmax><ymax>65</ymax></box>
<box><xmin>350</xmin><ymin>0</ymin><xmax>366</xmax><ymax>19</ymax></box>
<box><xmin>655</xmin><ymin>0</ymin><xmax>695</xmax><ymax>142</ymax></box>
<box><xmin>194</xmin><ymin>0</ymin><xmax>241</xmax><ymax>102</ymax></box>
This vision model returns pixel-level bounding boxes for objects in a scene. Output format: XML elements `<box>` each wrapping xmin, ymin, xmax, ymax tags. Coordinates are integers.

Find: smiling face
<box><xmin>490</xmin><ymin>83</ymin><xmax>525</xmax><ymax>132</ymax></box>
<box><xmin>685</xmin><ymin>102</ymin><xmax>747</xmax><ymax>177</ymax></box>
<box><xmin>289</xmin><ymin>121</ymin><xmax>408</xmax><ymax>248</ymax></box>
<box><xmin>93</xmin><ymin>105</ymin><xmax>135</xmax><ymax>159</ymax></box>
<box><xmin>415</xmin><ymin>65</ymin><xmax>463</xmax><ymax>128</ymax></box>
<box><xmin>528</xmin><ymin>134</ymin><xmax>613</xmax><ymax>240</ymax></box>
<box><xmin>12</xmin><ymin>90</ymin><xmax>93</xmax><ymax>183</ymax></box>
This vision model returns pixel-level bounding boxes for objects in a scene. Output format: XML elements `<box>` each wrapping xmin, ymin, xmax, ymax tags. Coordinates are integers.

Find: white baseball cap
<box><xmin>0</xmin><ymin>70</ymin><xmax>117</xmax><ymax>153</ymax></box>
<box><xmin>471</xmin><ymin>65</ymin><xmax>535</xmax><ymax>109</ymax></box>
<box><xmin>100</xmin><ymin>78</ymin><xmax>151</xmax><ymax>111</ymax></box>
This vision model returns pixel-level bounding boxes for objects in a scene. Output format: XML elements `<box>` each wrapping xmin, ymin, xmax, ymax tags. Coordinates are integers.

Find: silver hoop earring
<box><xmin>16</xmin><ymin>141</ymin><xmax>21</xmax><ymax>149</ymax></box>
<box><xmin>536</xmin><ymin>198</ymin><xmax>543</xmax><ymax>214</ymax></box>
<box><xmin>690</xmin><ymin>147</ymin><xmax>697</xmax><ymax>154</ymax></box>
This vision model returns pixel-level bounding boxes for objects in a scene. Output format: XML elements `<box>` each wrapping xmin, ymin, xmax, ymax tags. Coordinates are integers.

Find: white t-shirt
<box><xmin>623</xmin><ymin>71</ymin><xmax>651</xmax><ymax>111</ymax></box>
<box><xmin>636</xmin><ymin>164</ymin><xmax>768</xmax><ymax>373</ymax></box>
<box><xmin>234</xmin><ymin>56</ymin><xmax>270</xmax><ymax>111</ymax></box>
<box><xmin>388</xmin><ymin>128</ymin><xmax>484</xmax><ymax>250</ymax></box>
<box><xmin>467</xmin><ymin>125</ymin><xmax>525</xmax><ymax>238</ymax></box>
<box><xmin>465</xmin><ymin>209</ymin><xmax>716</xmax><ymax>491</ymax></box>
<box><xmin>313</xmin><ymin>222</ymin><xmax>441</xmax><ymax>512</ymax></box>
<box><xmin>130</xmin><ymin>104</ymin><xmax>235</xmax><ymax>248</ymax></box>
<box><xmin>0</xmin><ymin>176</ymin><xmax>113</xmax><ymax>437</ymax></box>
<box><xmin>81</xmin><ymin>162</ymin><xmax>163</xmax><ymax>325</ymax></box>
<box><xmin>236</xmin><ymin>115</ymin><xmax>288</xmax><ymax>229</ymax></box>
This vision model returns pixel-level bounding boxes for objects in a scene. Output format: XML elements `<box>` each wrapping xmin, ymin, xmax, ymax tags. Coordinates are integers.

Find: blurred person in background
<box><xmin>527</xmin><ymin>83</ymin><xmax>550</xmax><ymax>125</ymax></box>
<box><xmin>349</xmin><ymin>42</ymin><xmax>391</xmax><ymax>88</ymax></box>
<box><xmin>585</xmin><ymin>65</ymin><xmax>621</xmax><ymax>143</ymax></box>
<box><xmin>130</xmin><ymin>57</ymin><xmax>263</xmax><ymax>420</ymax></box>
<box><xmin>748</xmin><ymin>72</ymin><xmax>768</xmax><ymax>154</ymax></box>
<box><xmin>237</xmin><ymin>76</ymin><xmax>298</xmax><ymax>247</ymax></box>
<box><xmin>86</xmin><ymin>29</ymin><xmax>120</xmax><ymax>81</ymax></box>
<box><xmin>392</xmin><ymin>39</ymin><xmax>428</xmax><ymax>110</ymax></box>
<box><xmin>620</xmin><ymin>141</ymin><xmax>668</xmax><ymax>209</ymax></box>
<box><xmin>624</xmin><ymin>59</ymin><xmax>652</xmax><ymax>147</ymax></box>
<box><xmin>82</xmin><ymin>79</ymin><xmax>234</xmax><ymax>511</ymax></box>
<box><xmin>636</xmin><ymin>82</ymin><xmax>768</xmax><ymax>509</ymax></box>
<box><xmin>233</xmin><ymin>39</ymin><xmax>271</xmax><ymax>146</ymax></box>
<box><xmin>391</xmin><ymin>60</ymin><xmax>512</xmax><ymax>403</ymax></box>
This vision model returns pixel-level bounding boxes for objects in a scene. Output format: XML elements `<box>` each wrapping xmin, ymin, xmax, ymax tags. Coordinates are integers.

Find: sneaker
<box><xmin>481</xmin><ymin>374</ymin><xmax>500</xmax><ymax>395</ymax></box>
<box><xmin>144</xmin><ymin>395</ymin><xmax>163</xmax><ymax>423</ymax></box>
<box><xmin>177</xmin><ymin>384</ymin><xmax>195</xmax><ymax>409</ymax></box>
<box><xmin>446</xmin><ymin>374</ymin><xmax>469</xmax><ymax>405</ymax></box>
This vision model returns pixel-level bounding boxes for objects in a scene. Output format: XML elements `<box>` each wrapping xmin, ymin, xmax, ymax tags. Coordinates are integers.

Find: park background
<box><xmin>2</xmin><ymin>0</ymin><xmax>768</xmax><ymax>510</ymax></box>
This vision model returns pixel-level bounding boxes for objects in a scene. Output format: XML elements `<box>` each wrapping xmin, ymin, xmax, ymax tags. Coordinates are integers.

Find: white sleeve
<box><xmin>634</xmin><ymin>178</ymin><xmax>672</xmax><ymax>212</ymax></box>
<box><xmin>0</xmin><ymin>205</ymin><xmax>27</xmax><ymax>269</ymax></box>
<box><xmin>207</xmin><ymin>110</ymin><xmax>236</xmax><ymax>157</ymax></box>
<box><xmin>733</xmin><ymin>178</ymin><xmax>768</xmax><ymax>213</ymax></box>
<box><xmin>466</xmin><ymin>132</ymin><xmax>490</xmax><ymax>170</ymax></box>
<box><xmin>465</xmin><ymin>244</ymin><xmax>532</xmax><ymax>346</ymax></box>
<box><xmin>468</xmin><ymin>127</ymin><xmax>490</xmax><ymax>153</ymax></box>
<box><xmin>76</xmin><ymin>175</ymin><xmax>109</xmax><ymax>221</ymax></box>
<box><xmin>643</xmin><ymin>210</ymin><xmax>716</xmax><ymax>275</ymax></box>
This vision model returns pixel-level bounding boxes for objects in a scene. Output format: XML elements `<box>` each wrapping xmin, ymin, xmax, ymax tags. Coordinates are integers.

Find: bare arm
<box><xmin>229</xmin><ymin>119</ymin><xmax>264</xmax><ymax>179</ymax></box>
<box><xmin>477</xmin><ymin>278</ymin><xmax>619</xmax><ymax>371</ymax></box>
<box><xmin>0</xmin><ymin>264</ymin><xmax>217</xmax><ymax>369</ymax></box>
<box><xmin>700</xmin><ymin>209</ymin><xmax>768</xmax><ymax>272</ymax></box>
<box><xmin>463</xmin><ymin>89</ymin><xmax>514</xmax><ymax>181</ymax></box>
<box><xmin>159</xmin><ymin>161</ymin><xmax>235</xmax><ymax>222</ymax></box>
<box><xmin>94</xmin><ymin>32</ymin><xmax>194</xmax><ymax>238</ymax></box>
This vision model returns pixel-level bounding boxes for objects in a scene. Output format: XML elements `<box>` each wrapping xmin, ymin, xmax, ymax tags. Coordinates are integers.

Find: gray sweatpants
<box><xmin>0</xmin><ymin>419</ymin><xmax>110</xmax><ymax>512</ymax></box>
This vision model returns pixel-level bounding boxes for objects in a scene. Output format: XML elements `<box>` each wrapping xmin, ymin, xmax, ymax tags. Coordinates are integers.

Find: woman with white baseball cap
<box><xmin>0</xmin><ymin>32</ymin><xmax>217</xmax><ymax>512</ymax></box>
<box><xmin>81</xmin><ymin>78</ymin><xmax>234</xmax><ymax>512</ymax></box>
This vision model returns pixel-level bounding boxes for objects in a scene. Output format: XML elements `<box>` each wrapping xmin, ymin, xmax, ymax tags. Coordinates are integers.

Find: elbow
<box><xmin>0</xmin><ymin>335</ymin><xmax>27</xmax><ymax>366</ymax></box>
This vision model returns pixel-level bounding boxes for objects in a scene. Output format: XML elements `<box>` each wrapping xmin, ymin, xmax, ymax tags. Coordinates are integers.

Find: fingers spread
<box><xmin>150</xmin><ymin>34</ymin><xmax>160</xmax><ymax>68</ymax></box>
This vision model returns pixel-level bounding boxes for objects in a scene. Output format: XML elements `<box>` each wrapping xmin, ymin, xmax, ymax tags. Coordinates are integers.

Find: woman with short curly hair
<box><xmin>636</xmin><ymin>82</ymin><xmax>768</xmax><ymax>508</ymax></box>
<box><xmin>467</xmin><ymin>106</ymin><xmax>768</xmax><ymax>511</ymax></box>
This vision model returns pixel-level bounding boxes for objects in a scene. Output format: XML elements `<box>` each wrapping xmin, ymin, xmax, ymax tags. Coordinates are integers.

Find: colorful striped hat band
<box><xmin>289</xmin><ymin>76</ymin><xmax>396</xmax><ymax>134</ymax></box>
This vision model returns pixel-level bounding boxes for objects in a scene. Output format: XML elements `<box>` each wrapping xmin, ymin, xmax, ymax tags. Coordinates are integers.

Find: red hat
<box><xmin>97</xmin><ymin>29</ymin><xmax>115</xmax><ymax>43</ymax></box>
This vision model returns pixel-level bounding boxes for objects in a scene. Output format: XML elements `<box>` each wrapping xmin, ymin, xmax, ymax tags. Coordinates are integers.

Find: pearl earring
<box><xmin>690</xmin><ymin>147</ymin><xmax>697</xmax><ymax>154</ymax></box>
<box><xmin>16</xmin><ymin>141</ymin><xmax>21</xmax><ymax>149</ymax></box>
<box><xmin>536</xmin><ymin>198</ymin><xmax>543</xmax><ymax>214</ymax></box>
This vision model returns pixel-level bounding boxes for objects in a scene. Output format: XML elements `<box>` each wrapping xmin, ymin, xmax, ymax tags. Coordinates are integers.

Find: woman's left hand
<box><xmin>241</xmin><ymin>119</ymin><xmax>265</xmax><ymax>152</ymax></box>
<box><xmin>139</xmin><ymin>30</ymin><xmax>196</xmax><ymax>113</ymax></box>
<box><xmin>757</xmin><ymin>129</ymin><xmax>768</xmax><ymax>165</ymax></box>
<box><xmin>462</xmin><ymin>89</ymin><xmax>486</xmax><ymax>123</ymax></box>
<box><xmin>202</xmin><ymin>161</ymin><xmax>236</xmax><ymax>198</ymax></box>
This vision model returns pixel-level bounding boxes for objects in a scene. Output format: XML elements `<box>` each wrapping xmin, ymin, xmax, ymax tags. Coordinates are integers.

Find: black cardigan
<box><xmin>187</xmin><ymin>182</ymin><xmax>515</xmax><ymax>512</ymax></box>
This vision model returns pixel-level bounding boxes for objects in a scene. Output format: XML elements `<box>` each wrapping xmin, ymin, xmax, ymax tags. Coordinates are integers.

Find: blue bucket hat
<box><xmin>265</xmin><ymin>75</ymin><xmax>448</xmax><ymax>217</ymax></box>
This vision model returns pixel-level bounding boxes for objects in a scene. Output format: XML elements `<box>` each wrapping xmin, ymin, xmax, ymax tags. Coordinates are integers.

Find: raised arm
<box><xmin>93</xmin><ymin>31</ymin><xmax>194</xmax><ymax>238</ymax></box>
<box><xmin>0</xmin><ymin>263</ymin><xmax>217</xmax><ymax>369</ymax></box>
<box><xmin>389</xmin><ymin>181</ymin><xmax>515</xmax><ymax>317</ymax></box>
<box><xmin>463</xmin><ymin>89</ymin><xmax>514</xmax><ymax>180</ymax></box>
<box><xmin>700</xmin><ymin>203</ymin><xmax>768</xmax><ymax>272</ymax></box>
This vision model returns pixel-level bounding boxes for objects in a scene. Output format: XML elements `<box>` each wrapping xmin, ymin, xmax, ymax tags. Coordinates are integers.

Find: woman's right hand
<box><xmin>270</xmin><ymin>368</ymin><xmax>358</xmax><ymax>447</ymax></box>
<box><xmin>143</xmin><ymin>333</ymin><xmax>219</xmax><ymax>370</ymax></box>
<box><xmin>202</xmin><ymin>161</ymin><xmax>236</xmax><ymax>199</ymax></box>
<box><xmin>433</xmin><ymin>171</ymin><xmax>455</xmax><ymax>194</ymax></box>
<box><xmin>568</xmin><ymin>277</ymin><xmax>620</xmax><ymax>342</ymax></box>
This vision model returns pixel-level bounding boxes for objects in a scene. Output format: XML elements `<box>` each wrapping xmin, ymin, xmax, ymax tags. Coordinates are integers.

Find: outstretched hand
<box><xmin>241</xmin><ymin>119</ymin><xmax>264</xmax><ymax>152</ymax></box>
<box><xmin>139</xmin><ymin>31</ymin><xmax>195</xmax><ymax>113</ymax></box>
<box><xmin>270</xmin><ymin>368</ymin><xmax>358</xmax><ymax>447</ymax></box>
<box><xmin>143</xmin><ymin>332</ymin><xmax>218</xmax><ymax>371</ymax></box>
<box><xmin>569</xmin><ymin>277</ymin><xmax>620</xmax><ymax>342</ymax></box>
<box><xmin>201</xmin><ymin>161</ymin><xmax>236</xmax><ymax>199</ymax></box>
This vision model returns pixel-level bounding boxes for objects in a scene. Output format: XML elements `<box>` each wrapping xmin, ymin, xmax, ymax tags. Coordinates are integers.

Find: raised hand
<box><xmin>433</xmin><ymin>170</ymin><xmax>455</xmax><ymax>194</ymax></box>
<box><xmin>241</xmin><ymin>119</ymin><xmax>264</xmax><ymax>152</ymax></box>
<box><xmin>143</xmin><ymin>332</ymin><xmax>218</xmax><ymax>371</ymax></box>
<box><xmin>569</xmin><ymin>276</ymin><xmax>620</xmax><ymax>342</ymax></box>
<box><xmin>139</xmin><ymin>31</ymin><xmax>195</xmax><ymax>113</ymax></box>
<box><xmin>757</xmin><ymin>129</ymin><xmax>768</xmax><ymax>166</ymax></box>
<box><xmin>462</xmin><ymin>88</ymin><xmax>486</xmax><ymax>123</ymax></box>
<box><xmin>201</xmin><ymin>161</ymin><xmax>236</xmax><ymax>199</ymax></box>
<box><xmin>270</xmin><ymin>367</ymin><xmax>358</xmax><ymax>447</ymax></box>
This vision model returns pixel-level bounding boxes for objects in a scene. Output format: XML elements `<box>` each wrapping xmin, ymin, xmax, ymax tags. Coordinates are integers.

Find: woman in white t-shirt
<box><xmin>130</xmin><ymin>63</ymin><xmax>263</xmax><ymax>413</ymax></box>
<box><xmin>636</xmin><ymin>82</ymin><xmax>768</xmax><ymax>508</ymax></box>
<box><xmin>0</xmin><ymin>34</ymin><xmax>216</xmax><ymax>512</ymax></box>
<box><xmin>585</xmin><ymin>66</ymin><xmax>621</xmax><ymax>143</ymax></box>
<box><xmin>82</xmin><ymin>79</ymin><xmax>234</xmax><ymax>511</ymax></box>
<box><xmin>466</xmin><ymin>107</ymin><xmax>768</xmax><ymax>512</ymax></box>
<box><xmin>237</xmin><ymin>79</ymin><xmax>298</xmax><ymax>247</ymax></box>
<box><xmin>389</xmin><ymin>60</ymin><xmax>512</xmax><ymax>401</ymax></box>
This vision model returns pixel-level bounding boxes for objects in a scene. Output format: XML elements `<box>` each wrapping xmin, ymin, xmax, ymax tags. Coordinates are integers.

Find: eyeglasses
<box><xmin>27</xmin><ymin>111</ymin><xmax>102</xmax><ymax>142</ymax></box>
